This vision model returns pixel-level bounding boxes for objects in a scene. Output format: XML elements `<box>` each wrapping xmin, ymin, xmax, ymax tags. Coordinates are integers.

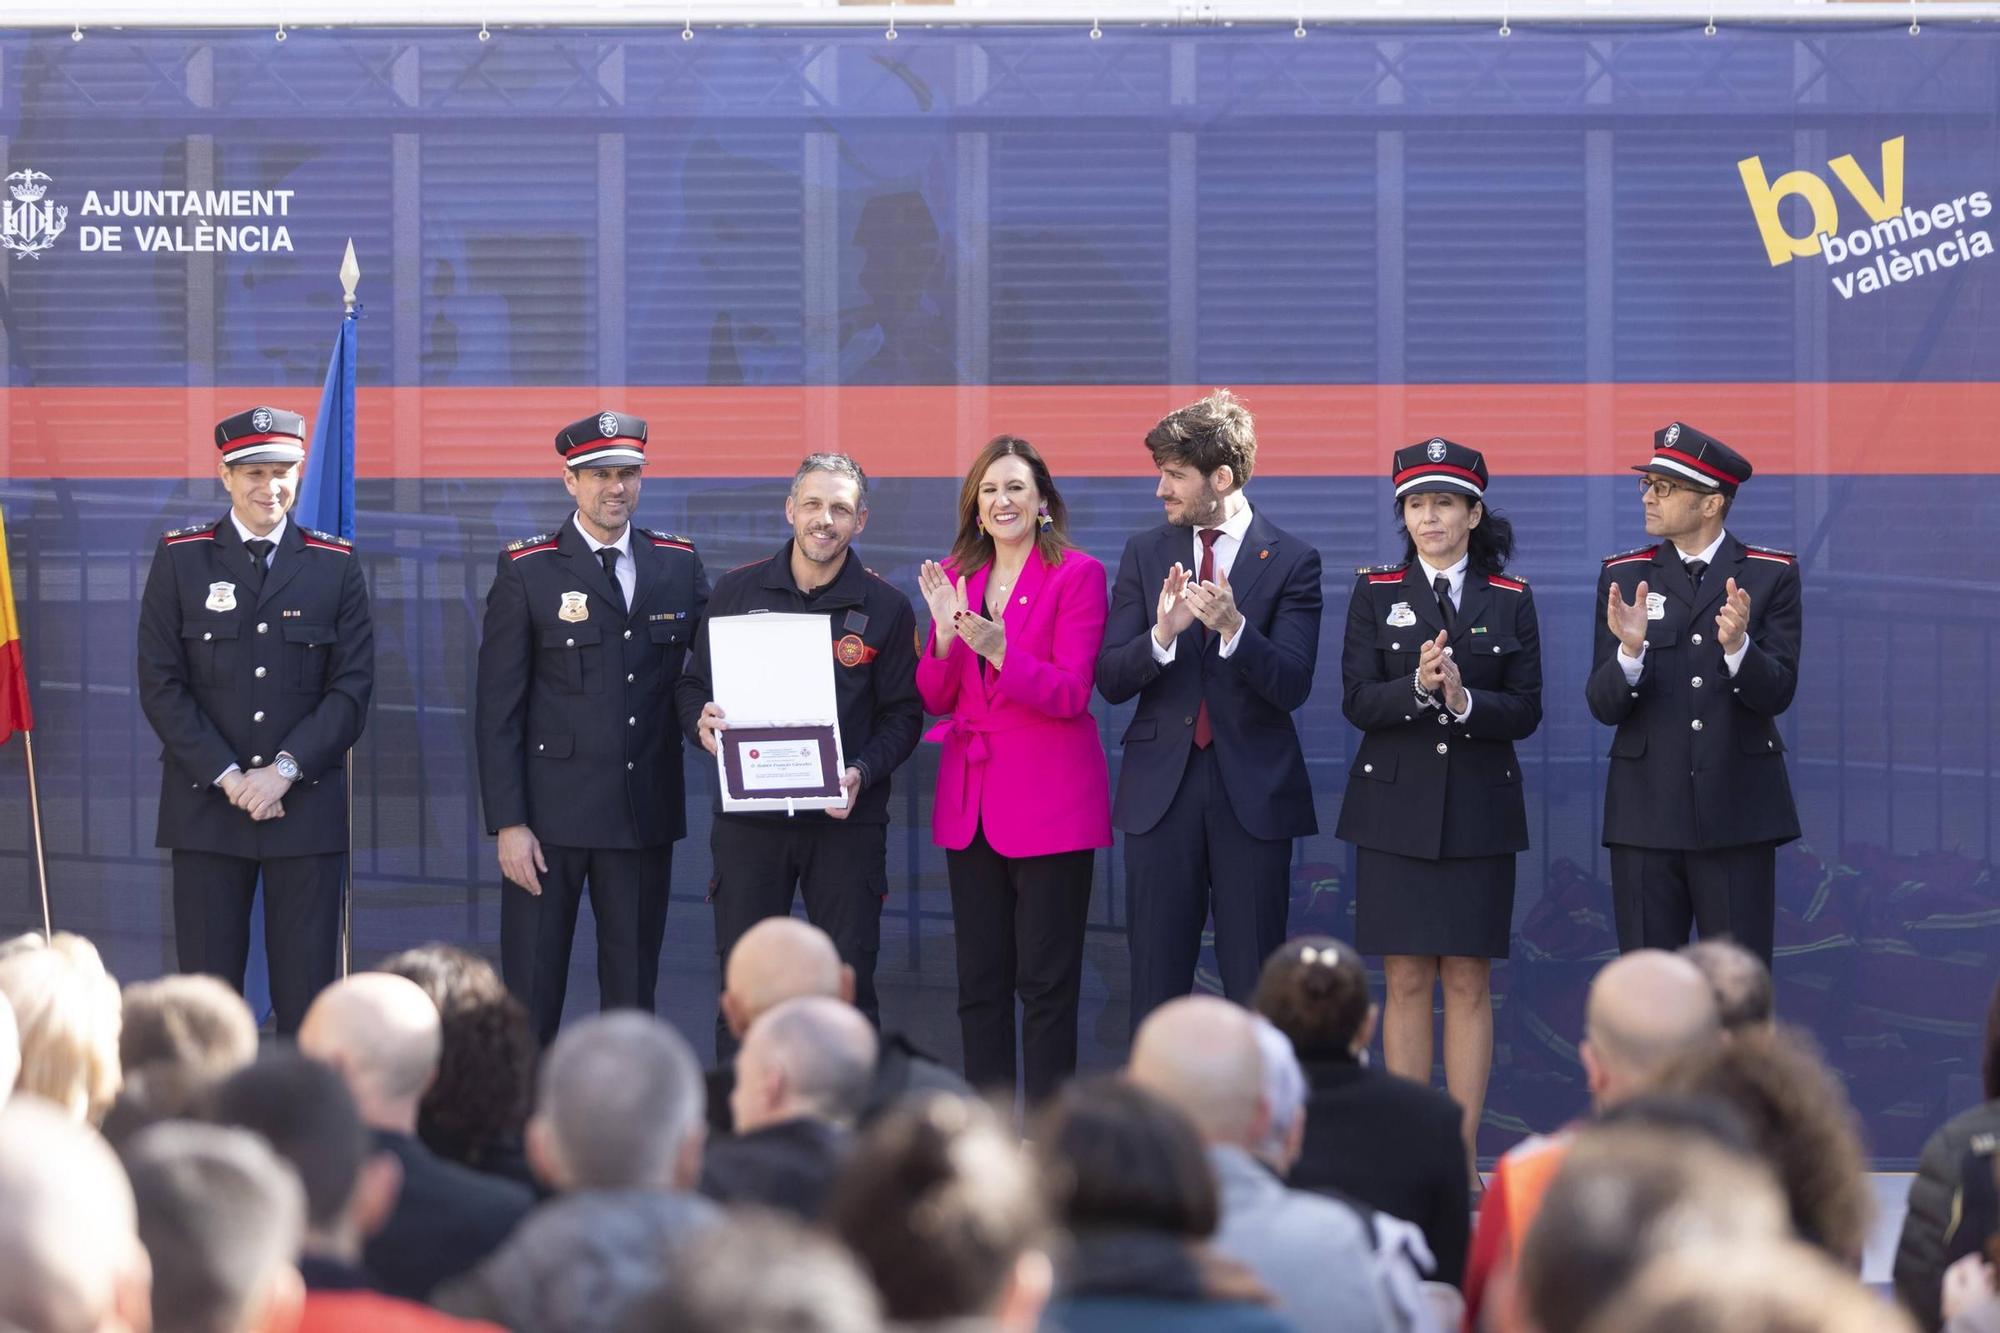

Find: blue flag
<box><xmin>299</xmin><ymin>309</ymin><xmax>358</xmax><ymax>539</ymax></box>
<box><xmin>245</xmin><ymin>302</ymin><xmax>358</xmax><ymax>1024</ymax></box>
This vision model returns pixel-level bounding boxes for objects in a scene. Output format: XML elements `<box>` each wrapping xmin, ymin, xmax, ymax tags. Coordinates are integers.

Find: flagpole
<box><xmin>338</xmin><ymin>239</ymin><xmax>359</xmax><ymax>976</ymax></box>
<box><xmin>21</xmin><ymin>731</ymin><xmax>50</xmax><ymax>937</ymax></box>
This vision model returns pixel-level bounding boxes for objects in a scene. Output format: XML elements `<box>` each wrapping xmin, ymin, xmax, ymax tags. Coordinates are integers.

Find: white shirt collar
<box><xmin>1196</xmin><ymin>497</ymin><xmax>1256</xmax><ymax>548</ymax></box>
<box><xmin>572</xmin><ymin>514</ymin><xmax>633</xmax><ymax>558</ymax></box>
<box><xmin>229</xmin><ymin>511</ymin><xmax>288</xmax><ymax>552</ymax></box>
<box><xmin>1679</xmin><ymin>530</ymin><xmax>1727</xmax><ymax>567</ymax></box>
<box><xmin>1416</xmin><ymin>550</ymin><xmax>1471</xmax><ymax>602</ymax></box>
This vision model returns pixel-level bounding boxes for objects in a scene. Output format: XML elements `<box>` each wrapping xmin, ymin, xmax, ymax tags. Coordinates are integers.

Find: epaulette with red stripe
<box><xmin>505</xmin><ymin>531</ymin><xmax>560</xmax><ymax>560</ymax></box>
<box><xmin>642</xmin><ymin>527</ymin><xmax>696</xmax><ymax>553</ymax></box>
<box><xmin>1358</xmin><ymin>562</ymin><xmax>1407</xmax><ymax>585</ymax></box>
<box><xmin>1487</xmin><ymin>573</ymin><xmax>1529</xmax><ymax>592</ymax></box>
<box><xmin>1742</xmin><ymin>544</ymin><xmax>1796</xmax><ymax>565</ymax></box>
<box><xmin>301</xmin><ymin>528</ymin><xmax>352</xmax><ymax>555</ymax></box>
<box><xmin>163</xmin><ymin>521</ymin><xmax>220</xmax><ymax>545</ymax></box>
<box><xmin>1602</xmin><ymin>545</ymin><xmax>1657</xmax><ymax>567</ymax></box>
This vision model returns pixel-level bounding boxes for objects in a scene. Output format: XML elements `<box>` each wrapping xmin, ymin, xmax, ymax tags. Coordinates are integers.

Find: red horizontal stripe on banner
<box><xmin>0</xmin><ymin>383</ymin><xmax>1988</xmax><ymax>478</ymax></box>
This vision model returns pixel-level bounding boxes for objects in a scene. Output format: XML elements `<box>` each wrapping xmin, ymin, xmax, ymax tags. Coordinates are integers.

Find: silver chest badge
<box><xmin>558</xmin><ymin>591</ymin><xmax>590</xmax><ymax>623</ymax></box>
<box><xmin>1386</xmin><ymin>602</ymin><xmax>1417</xmax><ymax>628</ymax></box>
<box><xmin>206</xmin><ymin>582</ymin><xmax>237</xmax><ymax>612</ymax></box>
<box><xmin>1646</xmin><ymin>591</ymin><xmax>1667</xmax><ymax>620</ymax></box>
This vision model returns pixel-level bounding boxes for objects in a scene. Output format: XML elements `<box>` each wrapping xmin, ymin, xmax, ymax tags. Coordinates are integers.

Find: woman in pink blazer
<box><xmin>916</xmin><ymin>434</ymin><xmax>1112</xmax><ymax>1104</ymax></box>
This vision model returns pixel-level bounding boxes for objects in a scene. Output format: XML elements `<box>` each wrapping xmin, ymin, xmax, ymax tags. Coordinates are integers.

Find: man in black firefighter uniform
<box><xmin>475</xmin><ymin>411</ymin><xmax>709</xmax><ymax>1043</ymax></box>
<box><xmin>1586</xmin><ymin>422</ymin><xmax>1803</xmax><ymax>964</ymax></box>
<box><xmin>136</xmin><ymin>406</ymin><xmax>375</xmax><ymax>1034</ymax></box>
<box><xmin>677</xmin><ymin>453</ymin><xmax>921</xmax><ymax>1054</ymax></box>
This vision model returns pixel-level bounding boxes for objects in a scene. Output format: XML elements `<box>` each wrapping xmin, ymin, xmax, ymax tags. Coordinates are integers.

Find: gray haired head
<box><xmin>535</xmin><ymin>1011</ymin><xmax>705</xmax><ymax>1191</ymax></box>
<box><xmin>792</xmin><ymin>453</ymin><xmax>869</xmax><ymax>511</ymax></box>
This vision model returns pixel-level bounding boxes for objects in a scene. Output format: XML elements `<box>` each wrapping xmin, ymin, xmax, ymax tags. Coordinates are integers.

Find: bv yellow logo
<box><xmin>1737</xmin><ymin>136</ymin><xmax>1904</xmax><ymax>265</ymax></box>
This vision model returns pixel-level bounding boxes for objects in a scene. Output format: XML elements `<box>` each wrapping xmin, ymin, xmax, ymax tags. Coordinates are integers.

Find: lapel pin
<box><xmin>1259</xmin><ymin>549</ymin><xmax>1270</xmax><ymax>559</ymax></box>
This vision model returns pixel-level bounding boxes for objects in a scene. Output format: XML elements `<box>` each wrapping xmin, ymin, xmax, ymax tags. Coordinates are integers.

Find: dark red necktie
<box><xmin>1193</xmin><ymin>528</ymin><xmax>1222</xmax><ymax>749</ymax></box>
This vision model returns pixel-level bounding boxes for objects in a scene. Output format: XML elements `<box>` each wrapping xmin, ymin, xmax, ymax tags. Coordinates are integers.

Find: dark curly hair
<box><xmin>375</xmin><ymin>943</ymin><xmax>538</xmax><ymax>1169</ymax></box>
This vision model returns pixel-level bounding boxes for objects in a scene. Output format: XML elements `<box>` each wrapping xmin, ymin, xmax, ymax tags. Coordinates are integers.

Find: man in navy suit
<box><xmin>1097</xmin><ymin>390</ymin><xmax>1324</xmax><ymax>1027</ymax></box>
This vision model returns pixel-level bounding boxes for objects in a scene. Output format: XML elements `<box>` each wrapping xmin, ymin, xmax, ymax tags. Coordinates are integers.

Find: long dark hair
<box><xmin>1395</xmin><ymin>496</ymin><xmax>1517</xmax><ymax>577</ymax></box>
<box><xmin>945</xmin><ymin>435</ymin><xmax>1074</xmax><ymax>578</ymax></box>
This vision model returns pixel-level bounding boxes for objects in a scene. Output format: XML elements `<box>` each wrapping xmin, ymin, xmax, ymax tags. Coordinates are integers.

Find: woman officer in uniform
<box><xmin>1335</xmin><ymin>438</ymin><xmax>1541</xmax><ymax>1174</ymax></box>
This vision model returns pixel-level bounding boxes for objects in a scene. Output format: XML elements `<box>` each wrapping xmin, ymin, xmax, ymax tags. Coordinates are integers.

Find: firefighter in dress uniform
<box><xmin>1586</xmin><ymin>423</ymin><xmax>1801</xmax><ymax>964</ymax></box>
<box><xmin>474</xmin><ymin>410</ymin><xmax>709</xmax><ymax>1044</ymax></box>
<box><xmin>1335</xmin><ymin>438</ymin><xmax>1542</xmax><ymax>1169</ymax></box>
<box><xmin>137</xmin><ymin>406</ymin><xmax>375</xmax><ymax>1035</ymax></box>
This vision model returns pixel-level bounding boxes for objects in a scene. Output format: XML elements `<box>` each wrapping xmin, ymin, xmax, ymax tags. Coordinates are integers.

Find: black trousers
<box><xmin>1609</xmin><ymin>842</ymin><xmax>1777</xmax><ymax>964</ymax></box>
<box><xmin>946</xmin><ymin>827</ymin><xmax>1095</xmax><ymax>1107</ymax></box>
<box><xmin>171</xmin><ymin>849</ymin><xmax>343</xmax><ymax>1036</ymax></box>
<box><xmin>710</xmin><ymin>816</ymin><xmax>886</xmax><ymax>1060</ymax></box>
<box><xmin>501</xmin><ymin>842</ymin><xmax>673</xmax><ymax>1047</ymax></box>
<box><xmin>1123</xmin><ymin>744</ymin><xmax>1293</xmax><ymax>1031</ymax></box>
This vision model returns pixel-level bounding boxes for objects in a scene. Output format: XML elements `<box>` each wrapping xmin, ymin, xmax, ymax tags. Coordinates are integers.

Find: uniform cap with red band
<box><xmin>1392</xmin><ymin>437</ymin><xmax>1489</xmax><ymax>501</ymax></box>
<box><xmin>1634</xmin><ymin>422</ymin><xmax>1753</xmax><ymax>495</ymax></box>
<box><xmin>214</xmin><ymin>406</ymin><xmax>306</xmax><ymax>466</ymax></box>
<box><xmin>555</xmin><ymin>410</ymin><xmax>648</xmax><ymax>470</ymax></box>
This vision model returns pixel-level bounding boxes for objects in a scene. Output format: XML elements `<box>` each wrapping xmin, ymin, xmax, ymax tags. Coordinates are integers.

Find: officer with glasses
<box><xmin>1586</xmin><ymin>423</ymin><xmax>1802</xmax><ymax>964</ymax></box>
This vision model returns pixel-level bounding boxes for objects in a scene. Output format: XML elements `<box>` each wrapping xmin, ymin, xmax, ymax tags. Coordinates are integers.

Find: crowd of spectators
<box><xmin>4</xmin><ymin>923</ymin><xmax>2000</xmax><ymax>1333</ymax></box>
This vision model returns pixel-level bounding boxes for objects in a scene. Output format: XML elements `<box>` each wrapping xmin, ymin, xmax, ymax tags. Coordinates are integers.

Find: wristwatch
<box><xmin>273</xmin><ymin>753</ymin><xmax>302</xmax><ymax>782</ymax></box>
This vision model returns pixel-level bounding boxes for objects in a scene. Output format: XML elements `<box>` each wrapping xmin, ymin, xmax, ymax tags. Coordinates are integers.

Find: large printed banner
<box><xmin>1</xmin><ymin>23</ymin><xmax>1996</xmax><ymax>1159</ymax></box>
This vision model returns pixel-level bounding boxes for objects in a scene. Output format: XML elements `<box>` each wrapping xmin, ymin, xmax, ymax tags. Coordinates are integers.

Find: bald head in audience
<box><xmin>1127</xmin><ymin>996</ymin><xmax>1266</xmax><ymax>1149</ymax></box>
<box><xmin>297</xmin><ymin>973</ymin><xmax>442</xmax><ymax>1134</ymax></box>
<box><xmin>721</xmin><ymin>918</ymin><xmax>855</xmax><ymax>1039</ymax></box>
<box><xmin>1582</xmin><ymin>950</ymin><xmax>1721</xmax><ymax>1109</ymax></box>
<box><xmin>732</xmin><ymin>996</ymin><xmax>880</xmax><ymax>1136</ymax></box>
<box><xmin>0</xmin><ymin>1097</ymin><xmax>152</xmax><ymax>1333</ymax></box>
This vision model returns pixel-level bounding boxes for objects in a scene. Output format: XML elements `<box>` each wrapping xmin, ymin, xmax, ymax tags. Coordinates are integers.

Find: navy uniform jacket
<box><xmin>1095</xmin><ymin>511</ymin><xmax>1322</xmax><ymax>842</ymax></box>
<box><xmin>475</xmin><ymin>518</ymin><xmax>709</xmax><ymax>850</ymax></box>
<box><xmin>136</xmin><ymin>517</ymin><xmax>374</xmax><ymax>858</ymax></box>
<box><xmin>674</xmin><ymin>540</ymin><xmax>921</xmax><ymax>826</ymax></box>
<box><xmin>1334</xmin><ymin>564</ymin><xmax>1542</xmax><ymax>860</ymax></box>
<box><xmin>1585</xmin><ymin>535</ymin><xmax>1802</xmax><ymax>850</ymax></box>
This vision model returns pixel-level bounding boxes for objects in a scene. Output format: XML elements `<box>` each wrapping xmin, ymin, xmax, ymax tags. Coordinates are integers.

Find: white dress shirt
<box><xmin>1617</xmin><ymin>529</ymin><xmax>1749</xmax><ymax>683</ymax></box>
<box><xmin>211</xmin><ymin>512</ymin><xmax>290</xmax><ymax>784</ymax></box>
<box><xmin>1416</xmin><ymin>551</ymin><xmax>1474</xmax><ymax>722</ymax></box>
<box><xmin>573</xmin><ymin>513</ymin><xmax>637</xmax><ymax>608</ymax></box>
<box><xmin>231</xmin><ymin>511</ymin><xmax>288</xmax><ymax>557</ymax></box>
<box><xmin>1151</xmin><ymin>499</ymin><xmax>1256</xmax><ymax>664</ymax></box>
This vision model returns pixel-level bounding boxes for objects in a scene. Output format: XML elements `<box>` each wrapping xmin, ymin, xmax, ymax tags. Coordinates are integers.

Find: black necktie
<box><xmin>1433</xmin><ymin>573</ymin><xmax>1456</xmax><ymax>634</ymax></box>
<box><xmin>244</xmin><ymin>539</ymin><xmax>273</xmax><ymax>595</ymax></box>
<box><xmin>1685</xmin><ymin>558</ymin><xmax>1708</xmax><ymax>589</ymax></box>
<box><xmin>598</xmin><ymin>547</ymin><xmax>627</xmax><ymax>616</ymax></box>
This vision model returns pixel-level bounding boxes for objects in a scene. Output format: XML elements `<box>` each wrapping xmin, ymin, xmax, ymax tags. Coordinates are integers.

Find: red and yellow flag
<box><xmin>0</xmin><ymin>510</ymin><xmax>35</xmax><ymax>745</ymax></box>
